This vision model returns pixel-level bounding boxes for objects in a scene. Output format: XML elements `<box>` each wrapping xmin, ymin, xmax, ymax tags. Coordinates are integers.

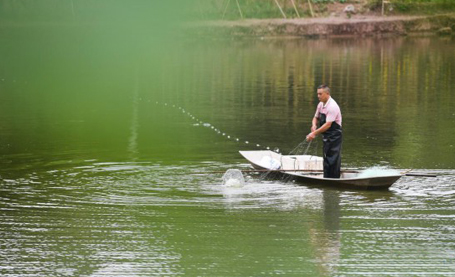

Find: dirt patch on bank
<box><xmin>189</xmin><ymin>14</ymin><xmax>455</xmax><ymax>37</ymax></box>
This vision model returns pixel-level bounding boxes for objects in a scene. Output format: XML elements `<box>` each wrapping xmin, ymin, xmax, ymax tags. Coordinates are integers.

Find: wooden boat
<box><xmin>239</xmin><ymin>150</ymin><xmax>402</xmax><ymax>190</ymax></box>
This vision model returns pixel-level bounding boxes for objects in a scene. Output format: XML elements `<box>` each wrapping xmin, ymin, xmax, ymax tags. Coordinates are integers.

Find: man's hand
<box><xmin>306</xmin><ymin>132</ymin><xmax>316</xmax><ymax>141</ymax></box>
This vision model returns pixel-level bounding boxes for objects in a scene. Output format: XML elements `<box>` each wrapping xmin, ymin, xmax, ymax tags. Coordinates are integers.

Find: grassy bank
<box><xmin>192</xmin><ymin>0</ymin><xmax>455</xmax><ymax>21</ymax></box>
<box><xmin>189</xmin><ymin>13</ymin><xmax>455</xmax><ymax>37</ymax></box>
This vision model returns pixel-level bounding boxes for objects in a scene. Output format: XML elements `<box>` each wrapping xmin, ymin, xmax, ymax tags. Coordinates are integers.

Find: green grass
<box><xmin>195</xmin><ymin>0</ymin><xmax>354</xmax><ymax>20</ymax></box>
<box><xmin>368</xmin><ymin>0</ymin><xmax>455</xmax><ymax>14</ymax></box>
<box><xmin>198</xmin><ymin>0</ymin><xmax>455</xmax><ymax>20</ymax></box>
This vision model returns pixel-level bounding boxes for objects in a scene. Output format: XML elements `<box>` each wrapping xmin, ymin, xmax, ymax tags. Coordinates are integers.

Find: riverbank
<box><xmin>189</xmin><ymin>13</ymin><xmax>455</xmax><ymax>37</ymax></box>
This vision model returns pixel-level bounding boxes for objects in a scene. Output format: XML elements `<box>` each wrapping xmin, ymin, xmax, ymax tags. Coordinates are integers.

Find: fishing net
<box><xmin>259</xmin><ymin>139</ymin><xmax>321</xmax><ymax>183</ymax></box>
<box><xmin>288</xmin><ymin>139</ymin><xmax>319</xmax><ymax>156</ymax></box>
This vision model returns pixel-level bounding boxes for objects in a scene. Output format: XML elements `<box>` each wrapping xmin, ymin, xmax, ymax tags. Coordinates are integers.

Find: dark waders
<box><xmin>319</xmin><ymin>113</ymin><xmax>342</xmax><ymax>178</ymax></box>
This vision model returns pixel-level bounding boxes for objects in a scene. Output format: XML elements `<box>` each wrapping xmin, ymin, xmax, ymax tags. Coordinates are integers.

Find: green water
<box><xmin>1</xmin><ymin>13</ymin><xmax>455</xmax><ymax>276</ymax></box>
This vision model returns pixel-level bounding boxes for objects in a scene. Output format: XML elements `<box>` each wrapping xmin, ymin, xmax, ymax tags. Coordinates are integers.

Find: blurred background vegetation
<box><xmin>188</xmin><ymin>0</ymin><xmax>455</xmax><ymax>20</ymax></box>
<box><xmin>0</xmin><ymin>0</ymin><xmax>191</xmax><ymax>23</ymax></box>
<box><xmin>0</xmin><ymin>0</ymin><xmax>453</xmax><ymax>22</ymax></box>
<box><xmin>368</xmin><ymin>0</ymin><xmax>455</xmax><ymax>13</ymax></box>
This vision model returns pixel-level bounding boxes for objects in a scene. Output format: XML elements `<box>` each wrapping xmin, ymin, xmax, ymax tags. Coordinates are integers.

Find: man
<box><xmin>306</xmin><ymin>84</ymin><xmax>342</xmax><ymax>178</ymax></box>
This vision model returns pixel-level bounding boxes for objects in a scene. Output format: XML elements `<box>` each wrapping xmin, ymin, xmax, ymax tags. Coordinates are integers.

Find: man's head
<box><xmin>317</xmin><ymin>84</ymin><xmax>331</xmax><ymax>103</ymax></box>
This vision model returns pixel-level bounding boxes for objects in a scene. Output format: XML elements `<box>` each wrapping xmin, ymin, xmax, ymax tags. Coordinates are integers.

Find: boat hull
<box><xmin>241</xmin><ymin>150</ymin><xmax>401</xmax><ymax>190</ymax></box>
<box><xmin>284</xmin><ymin>171</ymin><xmax>401</xmax><ymax>190</ymax></box>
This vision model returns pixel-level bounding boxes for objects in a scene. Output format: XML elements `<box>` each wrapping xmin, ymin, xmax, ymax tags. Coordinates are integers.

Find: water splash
<box><xmin>222</xmin><ymin>169</ymin><xmax>245</xmax><ymax>187</ymax></box>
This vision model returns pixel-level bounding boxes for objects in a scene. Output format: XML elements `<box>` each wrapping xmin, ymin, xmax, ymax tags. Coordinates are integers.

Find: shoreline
<box><xmin>188</xmin><ymin>13</ymin><xmax>455</xmax><ymax>38</ymax></box>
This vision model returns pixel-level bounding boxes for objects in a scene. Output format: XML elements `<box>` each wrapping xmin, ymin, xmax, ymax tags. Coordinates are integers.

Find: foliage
<box><xmin>311</xmin><ymin>0</ymin><xmax>346</xmax><ymax>3</ymax></box>
<box><xmin>366</xmin><ymin>0</ymin><xmax>455</xmax><ymax>14</ymax></box>
<box><xmin>201</xmin><ymin>0</ymin><xmax>455</xmax><ymax>20</ymax></box>
<box><xmin>1</xmin><ymin>0</ymin><xmax>454</xmax><ymax>22</ymax></box>
<box><xmin>0</xmin><ymin>0</ymin><xmax>192</xmax><ymax>23</ymax></box>
<box><xmin>392</xmin><ymin>0</ymin><xmax>455</xmax><ymax>14</ymax></box>
<box><xmin>196</xmin><ymin>0</ymin><xmax>363</xmax><ymax>20</ymax></box>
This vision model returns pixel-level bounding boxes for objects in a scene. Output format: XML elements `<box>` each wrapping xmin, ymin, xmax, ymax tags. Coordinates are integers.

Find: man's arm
<box><xmin>311</xmin><ymin>117</ymin><xmax>318</xmax><ymax>132</ymax></box>
<box><xmin>307</xmin><ymin>121</ymin><xmax>333</xmax><ymax>141</ymax></box>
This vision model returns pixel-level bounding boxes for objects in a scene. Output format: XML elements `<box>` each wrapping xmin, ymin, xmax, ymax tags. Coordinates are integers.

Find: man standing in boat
<box><xmin>306</xmin><ymin>84</ymin><xmax>343</xmax><ymax>178</ymax></box>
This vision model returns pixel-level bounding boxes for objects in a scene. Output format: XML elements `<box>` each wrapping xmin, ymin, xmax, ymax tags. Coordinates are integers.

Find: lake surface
<box><xmin>1</xmin><ymin>23</ymin><xmax>455</xmax><ymax>276</ymax></box>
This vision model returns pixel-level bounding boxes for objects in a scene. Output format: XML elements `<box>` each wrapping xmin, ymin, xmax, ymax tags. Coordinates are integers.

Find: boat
<box><xmin>239</xmin><ymin>150</ymin><xmax>402</xmax><ymax>190</ymax></box>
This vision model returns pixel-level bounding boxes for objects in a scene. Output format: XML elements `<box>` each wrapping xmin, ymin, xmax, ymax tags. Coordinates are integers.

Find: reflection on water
<box><xmin>1</xmin><ymin>159</ymin><xmax>455</xmax><ymax>275</ymax></box>
<box><xmin>128</xmin><ymin>73</ymin><xmax>140</xmax><ymax>161</ymax></box>
<box><xmin>2</xmin><ymin>35</ymin><xmax>455</xmax><ymax>167</ymax></box>
<box><xmin>159</xmin><ymin>36</ymin><xmax>455</xmax><ymax>168</ymax></box>
<box><xmin>217</xmin><ymin>180</ymin><xmax>324</xmax><ymax>210</ymax></box>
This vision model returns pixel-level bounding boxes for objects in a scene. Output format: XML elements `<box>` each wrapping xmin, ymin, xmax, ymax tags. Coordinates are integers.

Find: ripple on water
<box><xmin>1</xmin><ymin>163</ymin><xmax>455</xmax><ymax>276</ymax></box>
